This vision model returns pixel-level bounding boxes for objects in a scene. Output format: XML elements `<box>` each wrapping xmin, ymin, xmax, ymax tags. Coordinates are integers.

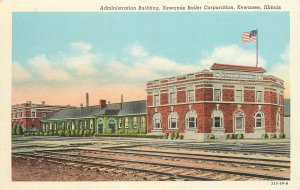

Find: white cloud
<box><xmin>128</xmin><ymin>42</ymin><xmax>149</xmax><ymax>58</ymax></box>
<box><xmin>65</xmin><ymin>53</ymin><xmax>97</xmax><ymax>75</ymax></box>
<box><xmin>200</xmin><ymin>45</ymin><xmax>266</xmax><ymax>68</ymax></box>
<box><xmin>29</xmin><ymin>55</ymin><xmax>71</xmax><ymax>81</ymax></box>
<box><xmin>71</xmin><ymin>42</ymin><xmax>92</xmax><ymax>52</ymax></box>
<box><xmin>12</xmin><ymin>62</ymin><xmax>32</xmax><ymax>82</ymax></box>
<box><xmin>268</xmin><ymin>45</ymin><xmax>290</xmax><ymax>97</ymax></box>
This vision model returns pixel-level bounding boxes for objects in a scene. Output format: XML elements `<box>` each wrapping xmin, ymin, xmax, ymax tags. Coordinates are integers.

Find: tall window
<box><xmin>31</xmin><ymin>110</ymin><xmax>36</xmax><ymax>118</ymax></box>
<box><xmin>141</xmin><ymin>116</ymin><xmax>146</xmax><ymax>127</ymax></box>
<box><xmin>153</xmin><ymin>94</ymin><xmax>160</xmax><ymax>106</ymax></box>
<box><xmin>214</xmin><ymin>89</ymin><xmax>221</xmax><ymax>101</ymax></box>
<box><xmin>97</xmin><ymin>120</ymin><xmax>104</xmax><ymax>133</ymax></box>
<box><xmin>119</xmin><ymin>118</ymin><xmax>124</xmax><ymax>128</ymax></box>
<box><xmin>185</xmin><ymin>110</ymin><xmax>197</xmax><ymax>129</ymax></box>
<box><xmin>168</xmin><ymin>112</ymin><xmax>178</xmax><ymax>129</ymax></box>
<box><xmin>187</xmin><ymin>90</ymin><xmax>195</xmax><ymax>102</ymax></box>
<box><xmin>256</xmin><ymin>91</ymin><xmax>263</xmax><ymax>103</ymax></box>
<box><xmin>153</xmin><ymin>113</ymin><xmax>161</xmax><ymax>129</ymax></box>
<box><xmin>276</xmin><ymin>112</ymin><xmax>281</xmax><ymax>129</ymax></box>
<box><xmin>277</xmin><ymin>94</ymin><xmax>280</xmax><ymax>105</ymax></box>
<box><xmin>125</xmin><ymin>117</ymin><xmax>129</xmax><ymax>128</ymax></box>
<box><xmin>235</xmin><ymin>90</ymin><xmax>243</xmax><ymax>102</ymax></box>
<box><xmin>255</xmin><ymin>111</ymin><xmax>265</xmax><ymax>128</ymax></box>
<box><xmin>212</xmin><ymin>109</ymin><xmax>224</xmax><ymax>128</ymax></box>
<box><xmin>133</xmin><ymin>117</ymin><xmax>138</xmax><ymax>128</ymax></box>
<box><xmin>19</xmin><ymin>112</ymin><xmax>23</xmax><ymax>117</ymax></box>
<box><xmin>169</xmin><ymin>92</ymin><xmax>176</xmax><ymax>104</ymax></box>
<box><xmin>234</xmin><ymin>111</ymin><xmax>245</xmax><ymax>130</ymax></box>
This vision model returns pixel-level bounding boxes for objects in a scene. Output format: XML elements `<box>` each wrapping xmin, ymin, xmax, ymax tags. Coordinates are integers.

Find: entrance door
<box><xmin>108</xmin><ymin>120</ymin><xmax>116</xmax><ymax>133</ymax></box>
<box><xmin>97</xmin><ymin>120</ymin><xmax>103</xmax><ymax>134</ymax></box>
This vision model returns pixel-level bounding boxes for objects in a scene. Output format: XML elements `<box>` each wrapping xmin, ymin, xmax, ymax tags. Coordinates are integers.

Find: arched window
<box><xmin>254</xmin><ymin>111</ymin><xmax>265</xmax><ymax>128</ymax></box>
<box><xmin>234</xmin><ymin>111</ymin><xmax>245</xmax><ymax>131</ymax></box>
<box><xmin>168</xmin><ymin>112</ymin><xmax>178</xmax><ymax>129</ymax></box>
<box><xmin>276</xmin><ymin>111</ymin><xmax>281</xmax><ymax>129</ymax></box>
<box><xmin>108</xmin><ymin>119</ymin><xmax>116</xmax><ymax>133</ymax></box>
<box><xmin>153</xmin><ymin>113</ymin><xmax>161</xmax><ymax>129</ymax></box>
<box><xmin>211</xmin><ymin>109</ymin><xmax>224</xmax><ymax>128</ymax></box>
<box><xmin>97</xmin><ymin>120</ymin><xmax>104</xmax><ymax>134</ymax></box>
<box><xmin>185</xmin><ymin>110</ymin><xmax>197</xmax><ymax>129</ymax></box>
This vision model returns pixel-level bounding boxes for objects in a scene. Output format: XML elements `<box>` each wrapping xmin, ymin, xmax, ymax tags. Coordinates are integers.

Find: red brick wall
<box><xmin>244</xmin><ymin>90</ymin><xmax>255</xmax><ymax>102</ymax></box>
<box><xmin>177</xmin><ymin>91</ymin><xmax>186</xmax><ymax>103</ymax></box>
<box><xmin>222</xmin><ymin>89</ymin><xmax>234</xmax><ymax>102</ymax></box>
<box><xmin>264</xmin><ymin>90</ymin><xmax>277</xmax><ymax>104</ymax></box>
<box><xmin>195</xmin><ymin>88</ymin><xmax>204</xmax><ymax>101</ymax></box>
<box><xmin>147</xmin><ymin>103</ymin><xmax>283</xmax><ymax>135</ymax></box>
<box><xmin>147</xmin><ymin>95</ymin><xmax>153</xmax><ymax>106</ymax></box>
<box><xmin>204</xmin><ymin>88</ymin><xmax>213</xmax><ymax>101</ymax></box>
<box><xmin>160</xmin><ymin>93</ymin><xmax>168</xmax><ymax>105</ymax></box>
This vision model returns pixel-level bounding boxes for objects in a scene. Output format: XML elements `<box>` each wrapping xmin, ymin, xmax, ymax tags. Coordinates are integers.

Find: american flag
<box><xmin>242</xmin><ymin>30</ymin><xmax>257</xmax><ymax>42</ymax></box>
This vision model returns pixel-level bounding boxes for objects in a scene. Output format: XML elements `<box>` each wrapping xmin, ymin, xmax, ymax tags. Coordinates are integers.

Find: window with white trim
<box><xmin>235</xmin><ymin>90</ymin><xmax>243</xmax><ymax>102</ymax></box>
<box><xmin>256</xmin><ymin>91</ymin><xmax>263</xmax><ymax>103</ymax></box>
<box><xmin>141</xmin><ymin>116</ymin><xmax>146</xmax><ymax>127</ymax></box>
<box><xmin>277</xmin><ymin>94</ymin><xmax>280</xmax><ymax>105</ymax></box>
<box><xmin>169</xmin><ymin>92</ymin><xmax>176</xmax><ymax>104</ymax></box>
<box><xmin>234</xmin><ymin>111</ymin><xmax>245</xmax><ymax>130</ymax></box>
<box><xmin>31</xmin><ymin>110</ymin><xmax>36</xmax><ymax>118</ymax></box>
<box><xmin>211</xmin><ymin>109</ymin><xmax>224</xmax><ymax>128</ymax></box>
<box><xmin>153</xmin><ymin>94</ymin><xmax>160</xmax><ymax>106</ymax></box>
<box><xmin>119</xmin><ymin>118</ymin><xmax>124</xmax><ymax>128</ymax></box>
<box><xmin>125</xmin><ymin>117</ymin><xmax>129</xmax><ymax>128</ymax></box>
<box><xmin>187</xmin><ymin>90</ymin><xmax>195</xmax><ymax>102</ymax></box>
<box><xmin>153</xmin><ymin>113</ymin><xmax>161</xmax><ymax>129</ymax></box>
<box><xmin>168</xmin><ymin>112</ymin><xmax>178</xmax><ymax>129</ymax></box>
<box><xmin>133</xmin><ymin>117</ymin><xmax>138</xmax><ymax>128</ymax></box>
<box><xmin>276</xmin><ymin>112</ymin><xmax>281</xmax><ymax>129</ymax></box>
<box><xmin>214</xmin><ymin>89</ymin><xmax>221</xmax><ymax>101</ymax></box>
<box><xmin>254</xmin><ymin>111</ymin><xmax>265</xmax><ymax>128</ymax></box>
<box><xmin>185</xmin><ymin>110</ymin><xmax>197</xmax><ymax>129</ymax></box>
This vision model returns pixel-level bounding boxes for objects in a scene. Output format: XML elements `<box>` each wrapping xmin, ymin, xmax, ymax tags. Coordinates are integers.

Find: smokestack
<box><xmin>86</xmin><ymin>92</ymin><xmax>89</xmax><ymax>107</ymax></box>
<box><xmin>121</xmin><ymin>94</ymin><xmax>123</xmax><ymax>109</ymax></box>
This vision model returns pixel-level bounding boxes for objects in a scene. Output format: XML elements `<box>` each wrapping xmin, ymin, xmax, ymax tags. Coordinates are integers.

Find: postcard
<box><xmin>0</xmin><ymin>0</ymin><xmax>300</xmax><ymax>190</ymax></box>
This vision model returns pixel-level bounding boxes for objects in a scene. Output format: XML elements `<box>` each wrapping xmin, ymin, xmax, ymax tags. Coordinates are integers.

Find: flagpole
<box><xmin>256</xmin><ymin>28</ymin><xmax>258</xmax><ymax>67</ymax></box>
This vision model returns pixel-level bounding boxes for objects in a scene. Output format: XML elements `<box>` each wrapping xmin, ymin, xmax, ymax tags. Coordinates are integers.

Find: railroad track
<box><xmin>154</xmin><ymin>144</ymin><xmax>290</xmax><ymax>155</ymax></box>
<box><xmin>74</xmin><ymin>148</ymin><xmax>290</xmax><ymax>169</ymax></box>
<box><xmin>13</xmin><ymin>149</ymin><xmax>289</xmax><ymax>181</ymax></box>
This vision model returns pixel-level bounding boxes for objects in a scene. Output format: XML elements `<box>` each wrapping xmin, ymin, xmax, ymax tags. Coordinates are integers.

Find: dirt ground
<box><xmin>12</xmin><ymin>156</ymin><xmax>152</xmax><ymax>181</ymax></box>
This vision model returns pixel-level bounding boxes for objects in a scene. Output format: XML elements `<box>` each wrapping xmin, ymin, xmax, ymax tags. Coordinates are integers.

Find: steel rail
<box><xmin>31</xmin><ymin>150</ymin><xmax>289</xmax><ymax>180</ymax></box>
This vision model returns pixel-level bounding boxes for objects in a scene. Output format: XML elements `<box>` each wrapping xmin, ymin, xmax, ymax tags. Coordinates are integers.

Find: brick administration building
<box><xmin>11</xmin><ymin>101</ymin><xmax>69</xmax><ymax>132</ymax></box>
<box><xmin>146</xmin><ymin>63</ymin><xmax>284</xmax><ymax>140</ymax></box>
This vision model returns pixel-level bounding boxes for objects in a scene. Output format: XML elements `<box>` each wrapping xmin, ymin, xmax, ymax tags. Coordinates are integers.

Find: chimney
<box><xmin>86</xmin><ymin>92</ymin><xmax>89</xmax><ymax>107</ymax></box>
<box><xmin>41</xmin><ymin>101</ymin><xmax>46</xmax><ymax>105</ymax></box>
<box><xmin>99</xmin><ymin>99</ymin><xmax>107</xmax><ymax>109</ymax></box>
<box><xmin>120</xmin><ymin>94</ymin><xmax>123</xmax><ymax>109</ymax></box>
<box><xmin>80</xmin><ymin>103</ymin><xmax>83</xmax><ymax>108</ymax></box>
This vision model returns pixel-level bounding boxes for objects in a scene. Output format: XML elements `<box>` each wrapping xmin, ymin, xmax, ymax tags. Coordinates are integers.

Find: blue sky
<box><xmin>12</xmin><ymin>12</ymin><xmax>290</xmax><ymax>105</ymax></box>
